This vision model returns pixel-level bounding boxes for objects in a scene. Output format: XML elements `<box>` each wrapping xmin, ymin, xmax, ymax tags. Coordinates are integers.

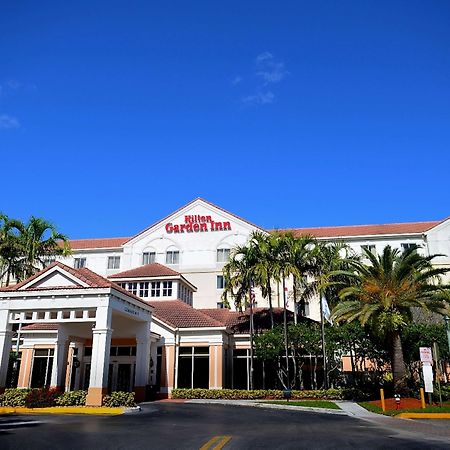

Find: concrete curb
<box><xmin>186</xmin><ymin>399</ymin><xmax>346</xmax><ymax>415</ymax></box>
<box><xmin>0</xmin><ymin>406</ymin><xmax>124</xmax><ymax>415</ymax></box>
<box><xmin>397</xmin><ymin>412</ymin><xmax>450</xmax><ymax>420</ymax></box>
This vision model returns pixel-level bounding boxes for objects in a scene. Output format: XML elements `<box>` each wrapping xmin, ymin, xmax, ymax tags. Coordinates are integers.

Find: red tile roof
<box><xmin>68</xmin><ymin>237</ymin><xmax>129</xmax><ymax>250</ymax></box>
<box><xmin>148</xmin><ymin>300</ymin><xmax>225</xmax><ymax>329</ymax></box>
<box><xmin>274</xmin><ymin>220</ymin><xmax>442</xmax><ymax>239</ymax></box>
<box><xmin>109</xmin><ymin>263</ymin><xmax>180</xmax><ymax>279</ymax></box>
<box><xmin>0</xmin><ymin>262</ymin><xmax>150</xmax><ymax>307</ymax></box>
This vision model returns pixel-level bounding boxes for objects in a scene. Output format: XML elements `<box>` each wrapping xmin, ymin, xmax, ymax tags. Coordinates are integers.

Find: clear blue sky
<box><xmin>1</xmin><ymin>1</ymin><xmax>449</xmax><ymax>238</ymax></box>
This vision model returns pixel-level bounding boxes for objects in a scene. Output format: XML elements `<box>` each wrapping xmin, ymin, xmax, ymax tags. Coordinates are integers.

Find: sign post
<box><xmin>420</xmin><ymin>347</ymin><xmax>433</xmax><ymax>406</ymax></box>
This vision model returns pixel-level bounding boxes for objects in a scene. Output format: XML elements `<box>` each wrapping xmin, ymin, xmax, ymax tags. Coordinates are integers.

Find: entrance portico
<box><xmin>0</xmin><ymin>262</ymin><xmax>153</xmax><ymax>406</ymax></box>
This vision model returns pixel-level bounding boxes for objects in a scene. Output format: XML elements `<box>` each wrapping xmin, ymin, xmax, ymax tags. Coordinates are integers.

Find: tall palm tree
<box><xmin>331</xmin><ymin>245</ymin><xmax>450</xmax><ymax>387</ymax></box>
<box><xmin>0</xmin><ymin>214</ymin><xmax>24</xmax><ymax>286</ymax></box>
<box><xmin>19</xmin><ymin>217</ymin><xmax>71</xmax><ymax>279</ymax></box>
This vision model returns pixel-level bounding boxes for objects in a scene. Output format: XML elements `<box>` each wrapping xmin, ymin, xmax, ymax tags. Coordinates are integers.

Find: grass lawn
<box><xmin>260</xmin><ymin>400</ymin><xmax>340</xmax><ymax>410</ymax></box>
<box><xmin>359</xmin><ymin>402</ymin><xmax>450</xmax><ymax>416</ymax></box>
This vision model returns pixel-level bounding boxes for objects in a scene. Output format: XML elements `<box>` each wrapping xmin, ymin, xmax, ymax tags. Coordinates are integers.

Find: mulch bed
<box><xmin>371</xmin><ymin>397</ymin><xmax>422</xmax><ymax>410</ymax></box>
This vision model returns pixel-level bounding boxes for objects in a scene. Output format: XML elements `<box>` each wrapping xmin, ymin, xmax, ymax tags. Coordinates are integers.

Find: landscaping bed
<box><xmin>171</xmin><ymin>388</ymin><xmax>346</xmax><ymax>400</ymax></box>
<box><xmin>259</xmin><ymin>400</ymin><xmax>340</xmax><ymax>410</ymax></box>
<box><xmin>360</xmin><ymin>399</ymin><xmax>450</xmax><ymax>416</ymax></box>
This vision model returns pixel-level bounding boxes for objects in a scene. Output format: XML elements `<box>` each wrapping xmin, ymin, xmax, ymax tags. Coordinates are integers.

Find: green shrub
<box><xmin>0</xmin><ymin>388</ymin><xmax>31</xmax><ymax>407</ymax></box>
<box><xmin>55</xmin><ymin>390</ymin><xmax>87</xmax><ymax>406</ymax></box>
<box><xmin>24</xmin><ymin>388</ymin><xmax>61</xmax><ymax>408</ymax></box>
<box><xmin>103</xmin><ymin>391</ymin><xmax>136</xmax><ymax>407</ymax></box>
<box><xmin>171</xmin><ymin>388</ymin><xmax>344</xmax><ymax>400</ymax></box>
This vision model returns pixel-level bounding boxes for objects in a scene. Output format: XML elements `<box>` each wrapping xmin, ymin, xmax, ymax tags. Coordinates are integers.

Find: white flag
<box><xmin>321</xmin><ymin>295</ymin><xmax>332</xmax><ymax>324</ymax></box>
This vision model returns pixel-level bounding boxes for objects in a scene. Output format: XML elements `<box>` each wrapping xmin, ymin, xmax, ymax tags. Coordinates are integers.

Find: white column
<box><xmin>0</xmin><ymin>309</ymin><xmax>13</xmax><ymax>390</ymax></box>
<box><xmin>50</xmin><ymin>326</ymin><xmax>68</xmax><ymax>389</ymax></box>
<box><xmin>134</xmin><ymin>322</ymin><xmax>151</xmax><ymax>402</ymax></box>
<box><xmin>86</xmin><ymin>305</ymin><xmax>112</xmax><ymax>406</ymax></box>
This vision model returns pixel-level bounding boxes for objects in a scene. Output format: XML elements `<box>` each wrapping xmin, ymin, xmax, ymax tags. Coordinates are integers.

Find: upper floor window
<box><xmin>142</xmin><ymin>251</ymin><xmax>156</xmax><ymax>265</ymax></box>
<box><xmin>361</xmin><ymin>245</ymin><xmax>376</xmax><ymax>256</ymax></box>
<box><xmin>139</xmin><ymin>282</ymin><xmax>149</xmax><ymax>297</ymax></box>
<box><xmin>162</xmin><ymin>281</ymin><xmax>173</xmax><ymax>297</ymax></box>
<box><xmin>216</xmin><ymin>248</ymin><xmax>230</xmax><ymax>263</ymax></box>
<box><xmin>217</xmin><ymin>275</ymin><xmax>225</xmax><ymax>289</ymax></box>
<box><xmin>166</xmin><ymin>250</ymin><xmax>179</xmax><ymax>265</ymax></box>
<box><xmin>74</xmin><ymin>258</ymin><xmax>86</xmax><ymax>269</ymax></box>
<box><xmin>107</xmin><ymin>256</ymin><xmax>120</xmax><ymax>270</ymax></box>
<box><xmin>151</xmin><ymin>281</ymin><xmax>161</xmax><ymax>297</ymax></box>
<box><xmin>129</xmin><ymin>282</ymin><xmax>138</xmax><ymax>295</ymax></box>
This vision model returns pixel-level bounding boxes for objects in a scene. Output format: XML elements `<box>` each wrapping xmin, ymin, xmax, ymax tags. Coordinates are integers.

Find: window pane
<box><xmin>217</xmin><ymin>275</ymin><xmax>225</xmax><ymax>289</ymax></box>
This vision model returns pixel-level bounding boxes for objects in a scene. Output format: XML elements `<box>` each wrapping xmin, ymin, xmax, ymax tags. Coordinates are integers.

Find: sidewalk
<box><xmin>336</xmin><ymin>401</ymin><xmax>450</xmax><ymax>444</ymax></box>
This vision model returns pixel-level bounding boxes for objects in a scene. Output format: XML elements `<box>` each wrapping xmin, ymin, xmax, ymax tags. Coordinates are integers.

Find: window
<box><xmin>74</xmin><ymin>258</ymin><xmax>86</xmax><ymax>269</ymax></box>
<box><xmin>142</xmin><ymin>252</ymin><xmax>156</xmax><ymax>265</ymax></box>
<box><xmin>216</xmin><ymin>275</ymin><xmax>225</xmax><ymax>289</ymax></box>
<box><xmin>162</xmin><ymin>281</ymin><xmax>172</xmax><ymax>297</ymax></box>
<box><xmin>129</xmin><ymin>282</ymin><xmax>138</xmax><ymax>295</ymax></box>
<box><xmin>139</xmin><ymin>282</ymin><xmax>149</xmax><ymax>297</ymax></box>
<box><xmin>151</xmin><ymin>281</ymin><xmax>161</xmax><ymax>297</ymax></box>
<box><xmin>361</xmin><ymin>245</ymin><xmax>376</xmax><ymax>256</ymax></box>
<box><xmin>401</xmin><ymin>243</ymin><xmax>417</xmax><ymax>252</ymax></box>
<box><xmin>107</xmin><ymin>256</ymin><xmax>120</xmax><ymax>269</ymax></box>
<box><xmin>217</xmin><ymin>302</ymin><xmax>224</xmax><ymax>309</ymax></box>
<box><xmin>178</xmin><ymin>347</ymin><xmax>209</xmax><ymax>389</ymax></box>
<box><xmin>216</xmin><ymin>248</ymin><xmax>230</xmax><ymax>263</ymax></box>
<box><xmin>166</xmin><ymin>250</ymin><xmax>179</xmax><ymax>265</ymax></box>
<box><xmin>30</xmin><ymin>349</ymin><xmax>54</xmax><ymax>388</ymax></box>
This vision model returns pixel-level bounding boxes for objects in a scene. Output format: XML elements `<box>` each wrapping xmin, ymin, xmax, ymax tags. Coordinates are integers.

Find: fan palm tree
<box><xmin>331</xmin><ymin>245</ymin><xmax>450</xmax><ymax>387</ymax></box>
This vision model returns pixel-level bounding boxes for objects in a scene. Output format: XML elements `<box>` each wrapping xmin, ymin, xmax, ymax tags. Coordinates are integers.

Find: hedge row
<box><xmin>0</xmin><ymin>388</ymin><xmax>135</xmax><ymax>408</ymax></box>
<box><xmin>171</xmin><ymin>388</ymin><xmax>346</xmax><ymax>400</ymax></box>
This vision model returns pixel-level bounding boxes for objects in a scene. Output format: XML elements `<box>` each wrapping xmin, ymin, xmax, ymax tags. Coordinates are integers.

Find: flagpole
<box><xmin>249</xmin><ymin>277</ymin><xmax>255</xmax><ymax>391</ymax></box>
<box><xmin>282</xmin><ymin>273</ymin><xmax>290</xmax><ymax>390</ymax></box>
<box><xmin>320</xmin><ymin>293</ymin><xmax>328</xmax><ymax>389</ymax></box>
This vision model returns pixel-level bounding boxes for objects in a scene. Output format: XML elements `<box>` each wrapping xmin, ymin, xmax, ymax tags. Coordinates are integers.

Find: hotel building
<box><xmin>0</xmin><ymin>198</ymin><xmax>449</xmax><ymax>405</ymax></box>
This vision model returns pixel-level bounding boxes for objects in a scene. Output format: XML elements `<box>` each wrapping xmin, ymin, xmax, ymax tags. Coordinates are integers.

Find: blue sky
<box><xmin>1</xmin><ymin>1</ymin><xmax>450</xmax><ymax>238</ymax></box>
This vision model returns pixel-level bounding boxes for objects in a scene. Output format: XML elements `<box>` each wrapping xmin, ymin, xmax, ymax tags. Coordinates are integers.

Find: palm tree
<box><xmin>19</xmin><ymin>217</ymin><xmax>71</xmax><ymax>279</ymax></box>
<box><xmin>331</xmin><ymin>245</ymin><xmax>450</xmax><ymax>388</ymax></box>
<box><xmin>0</xmin><ymin>214</ymin><xmax>24</xmax><ymax>286</ymax></box>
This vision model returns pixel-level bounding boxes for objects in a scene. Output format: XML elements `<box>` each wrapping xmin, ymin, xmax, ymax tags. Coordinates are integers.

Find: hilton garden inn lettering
<box><xmin>165</xmin><ymin>215</ymin><xmax>232</xmax><ymax>234</ymax></box>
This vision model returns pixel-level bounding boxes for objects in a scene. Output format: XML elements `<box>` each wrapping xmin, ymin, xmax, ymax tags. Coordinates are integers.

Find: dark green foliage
<box><xmin>171</xmin><ymin>388</ymin><xmax>344</xmax><ymax>400</ymax></box>
<box><xmin>55</xmin><ymin>390</ymin><xmax>87</xmax><ymax>406</ymax></box>
<box><xmin>0</xmin><ymin>388</ymin><xmax>31</xmax><ymax>406</ymax></box>
<box><xmin>103</xmin><ymin>391</ymin><xmax>136</xmax><ymax>407</ymax></box>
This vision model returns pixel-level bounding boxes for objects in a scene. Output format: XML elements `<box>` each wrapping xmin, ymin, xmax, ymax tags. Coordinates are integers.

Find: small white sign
<box><xmin>422</xmin><ymin>363</ymin><xmax>434</xmax><ymax>393</ymax></box>
<box><xmin>419</xmin><ymin>347</ymin><xmax>433</xmax><ymax>363</ymax></box>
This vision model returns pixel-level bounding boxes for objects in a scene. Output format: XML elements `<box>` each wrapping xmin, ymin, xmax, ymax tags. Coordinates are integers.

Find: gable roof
<box><xmin>0</xmin><ymin>262</ymin><xmax>150</xmax><ymax>306</ymax></box>
<box><xmin>148</xmin><ymin>300</ymin><xmax>225</xmax><ymax>329</ymax></box>
<box><xmin>275</xmin><ymin>220</ymin><xmax>443</xmax><ymax>239</ymax></box>
<box><xmin>109</xmin><ymin>263</ymin><xmax>181</xmax><ymax>279</ymax></box>
<box><xmin>123</xmin><ymin>197</ymin><xmax>266</xmax><ymax>245</ymax></box>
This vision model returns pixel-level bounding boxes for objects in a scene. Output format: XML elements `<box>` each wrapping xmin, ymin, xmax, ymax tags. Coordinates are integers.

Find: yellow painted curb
<box><xmin>397</xmin><ymin>413</ymin><xmax>450</xmax><ymax>419</ymax></box>
<box><xmin>0</xmin><ymin>406</ymin><xmax>124</xmax><ymax>415</ymax></box>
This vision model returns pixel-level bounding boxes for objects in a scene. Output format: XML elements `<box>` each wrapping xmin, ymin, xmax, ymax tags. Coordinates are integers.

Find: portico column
<box><xmin>86</xmin><ymin>305</ymin><xmax>113</xmax><ymax>407</ymax></box>
<box><xmin>0</xmin><ymin>310</ymin><xmax>13</xmax><ymax>392</ymax></box>
<box><xmin>50</xmin><ymin>327</ymin><xmax>69</xmax><ymax>390</ymax></box>
<box><xmin>134</xmin><ymin>322</ymin><xmax>151</xmax><ymax>403</ymax></box>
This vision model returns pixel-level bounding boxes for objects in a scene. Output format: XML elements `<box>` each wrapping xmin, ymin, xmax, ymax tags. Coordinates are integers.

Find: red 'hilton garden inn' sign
<box><xmin>165</xmin><ymin>215</ymin><xmax>232</xmax><ymax>234</ymax></box>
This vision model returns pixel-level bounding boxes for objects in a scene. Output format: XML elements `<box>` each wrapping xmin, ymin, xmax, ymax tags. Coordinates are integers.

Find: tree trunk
<box><xmin>390</xmin><ymin>330</ymin><xmax>407</xmax><ymax>388</ymax></box>
<box><xmin>267</xmin><ymin>282</ymin><xmax>274</xmax><ymax>329</ymax></box>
